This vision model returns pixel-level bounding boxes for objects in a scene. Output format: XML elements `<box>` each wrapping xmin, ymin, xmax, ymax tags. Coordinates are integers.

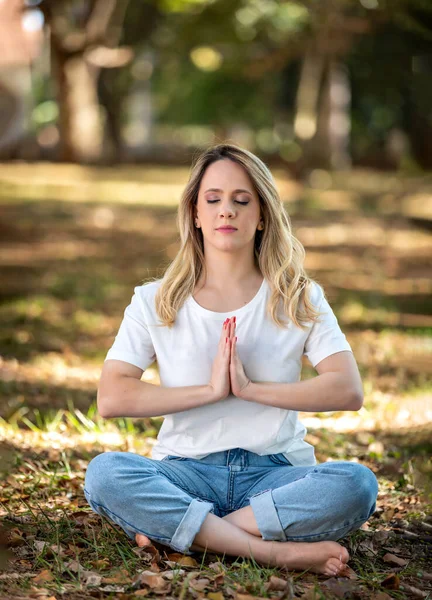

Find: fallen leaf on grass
<box><xmin>382</xmin><ymin>552</ymin><xmax>409</xmax><ymax>566</ymax></box>
<box><xmin>165</xmin><ymin>552</ymin><xmax>199</xmax><ymax>567</ymax></box>
<box><xmin>136</xmin><ymin>570</ymin><xmax>171</xmax><ymax>592</ymax></box>
<box><xmin>299</xmin><ymin>588</ymin><xmax>323</xmax><ymax>600</ymax></box>
<box><xmin>208</xmin><ymin>561</ymin><xmax>227</xmax><ymax>573</ymax></box>
<box><xmin>63</xmin><ymin>559</ymin><xmax>83</xmax><ymax>573</ymax></box>
<box><xmin>102</xmin><ymin>567</ymin><xmax>130</xmax><ymax>584</ymax></box>
<box><xmin>33</xmin><ymin>540</ymin><xmax>67</xmax><ymax>558</ymax></box>
<box><xmin>400</xmin><ymin>584</ymin><xmax>429</xmax><ymax>598</ymax></box>
<box><xmin>323</xmin><ymin>577</ymin><xmax>358</xmax><ymax>598</ymax></box>
<box><xmin>28</xmin><ymin>586</ymin><xmax>55</xmax><ymax>599</ymax></box>
<box><xmin>207</xmin><ymin>593</ymin><xmax>224</xmax><ymax>600</ymax></box>
<box><xmin>380</xmin><ymin>573</ymin><xmax>400</xmax><ymax>589</ymax></box>
<box><xmin>92</xmin><ymin>558</ymin><xmax>110</xmax><ymax>570</ymax></box>
<box><xmin>370</xmin><ymin>593</ymin><xmax>393</xmax><ymax>600</ymax></box>
<box><xmin>33</xmin><ymin>569</ymin><xmax>54</xmax><ymax>584</ymax></box>
<box><xmin>358</xmin><ymin>537</ymin><xmax>378</xmax><ymax>556</ymax></box>
<box><xmin>161</xmin><ymin>568</ymin><xmax>186</xmax><ymax>579</ymax></box>
<box><xmin>189</xmin><ymin>577</ymin><xmax>211</xmax><ymax>591</ymax></box>
<box><xmin>264</xmin><ymin>575</ymin><xmax>292</xmax><ymax>591</ymax></box>
<box><xmin>372</xmin><ymin>530</ymin><xmax>392</xmax><ymax>543</ymax></box>
<box><xmin>83</xmin><ymin>573</ymin><xmax>102</xmax><ymax>586</ymax></box>
<box><xmin>235</xmin><ymin>592</ymin><xmax>268</xmax><ymax>600</ymax></box>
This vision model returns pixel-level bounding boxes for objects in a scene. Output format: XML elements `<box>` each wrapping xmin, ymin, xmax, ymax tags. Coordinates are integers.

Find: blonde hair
<box><xmin>146</xmin><ymin>142</ymin><xmax>324</xmax><ymax>330</ymax></box>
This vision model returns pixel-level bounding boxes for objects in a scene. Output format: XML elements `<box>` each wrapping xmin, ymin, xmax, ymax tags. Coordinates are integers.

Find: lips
<box><xmin>217</xmin><ymin>227</ymin><xmax>237</xmax><ymax>231</ymax></box>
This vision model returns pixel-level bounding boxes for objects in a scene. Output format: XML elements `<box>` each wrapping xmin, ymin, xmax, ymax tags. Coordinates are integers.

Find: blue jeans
<box><xmin>84</xmin><ymin>448</ymin><xmax>378</xmax><ymax>555</ymax></box>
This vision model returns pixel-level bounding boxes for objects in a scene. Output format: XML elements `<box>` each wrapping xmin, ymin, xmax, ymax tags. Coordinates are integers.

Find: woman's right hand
<box><xmin>208</xmin><ymin>317</ymin><xmax>233</xmax><ymax>401</ymax></box>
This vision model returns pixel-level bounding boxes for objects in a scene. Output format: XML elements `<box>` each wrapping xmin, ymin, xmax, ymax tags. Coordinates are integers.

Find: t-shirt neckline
<box><xmin>187</xmin><ymin>277</ymin><xmax>267</xmax><ymax>319</ymax></box>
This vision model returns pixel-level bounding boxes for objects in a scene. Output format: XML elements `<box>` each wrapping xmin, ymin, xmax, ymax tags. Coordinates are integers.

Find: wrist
<box><xmin>205</xmin><ymin>384</ymin><xmax>221</xmax><ymax>404</ymax></box>
<box><xmin>238</xmin><ymin>380</ymin><xmax>255</xmax><ymax>400</ymax></box>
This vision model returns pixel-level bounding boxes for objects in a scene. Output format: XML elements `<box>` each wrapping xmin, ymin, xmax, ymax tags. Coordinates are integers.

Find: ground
<box><xmin>0</xmin><ymin>164</ymin><xmax>431</xmax><ymax>599</ymax></box>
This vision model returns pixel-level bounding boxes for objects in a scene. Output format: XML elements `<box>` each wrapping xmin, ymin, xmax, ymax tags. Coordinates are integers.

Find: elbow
<box><xmin>349</xmin><ymin>391</ymin><xmax>364</xmax><ymax>411</ymax></box>
<box><xmin>97</xmin><ymin>392</ymin><xmax>114</xmax><ymax>419</ymax></box>
<box><xmin>97</xmin><ymin>401</ymin><xmax>111</xmax><ymax>419</ymax></box>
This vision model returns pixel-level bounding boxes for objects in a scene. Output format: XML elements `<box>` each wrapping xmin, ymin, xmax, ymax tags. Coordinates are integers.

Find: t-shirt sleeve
<box><xmin>303</xmin><ymin>285</ymin><xmax>352</xmax><ymax>368</ymax></box>
<box><xmin>104</xmin><ymin>286</ymin><xmax>156</xmax><ymax>371</ymax></box>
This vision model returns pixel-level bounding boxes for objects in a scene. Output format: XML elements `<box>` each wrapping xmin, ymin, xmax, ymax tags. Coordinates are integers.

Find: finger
<box><xmin>229</xmin><ymin>317</ymin><xmax>236</xmax><ymax>340</ymax></box>
<box><xmin>230</xmin><ymin>335</ymin><xmax>237</xmax><ymax>361</ymax></box>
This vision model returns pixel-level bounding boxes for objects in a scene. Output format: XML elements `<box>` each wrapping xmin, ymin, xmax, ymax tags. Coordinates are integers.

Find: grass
<box><xmin>0</xmin><ymin>164</ymin><xmax>431</xmax><ymax>598</ymax></box>
<box><xmin>1</xmin><ymin>402</ymin><xmax>431</xmax><ymax>599</ymax></box>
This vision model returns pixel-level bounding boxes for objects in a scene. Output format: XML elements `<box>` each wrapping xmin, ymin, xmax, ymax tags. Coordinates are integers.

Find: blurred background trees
<box><xmin>0</xmin><ymin>0</ymin><xmax>431</xmax><ymax>171</ymax></box>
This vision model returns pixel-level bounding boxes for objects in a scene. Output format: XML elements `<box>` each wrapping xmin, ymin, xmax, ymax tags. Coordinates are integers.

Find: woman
<box><xmin>84</xmin><ymin>143</ymin><xmax>378</xmax><ymax>576</ymax></box>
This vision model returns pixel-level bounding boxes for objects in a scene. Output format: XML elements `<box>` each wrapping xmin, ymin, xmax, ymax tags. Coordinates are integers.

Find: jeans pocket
<box><xmin>268</xmin><ymin>453</ymin><xmax>292</xmax><ymax>466</ymax></box>
<box><xmin>163</xmin><ymin>455</ymin><xmax>189</xmax><ymax>461</ymax></box>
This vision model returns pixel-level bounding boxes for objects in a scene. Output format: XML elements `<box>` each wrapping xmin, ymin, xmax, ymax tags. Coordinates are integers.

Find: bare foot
<box><xmin>276</xmin><ymin>540</ymin><xmax>350</xmax><ymax>577</ymax></box>
<box><xmin>136</xmin><ymin>534</ymin><xmax>349</xmax><ymax>577</ymax></box>
<box><xmin>136</xmin><ymin>533</ymin><xmax>152</xmax><ymax>547</ymax></box>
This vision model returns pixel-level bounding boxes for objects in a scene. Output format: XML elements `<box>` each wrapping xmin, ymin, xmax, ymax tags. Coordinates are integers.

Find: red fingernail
<box><xmin>233</xmin><ymin>316</ymin><xmax>236</xmax><ymax>323</ymax></box>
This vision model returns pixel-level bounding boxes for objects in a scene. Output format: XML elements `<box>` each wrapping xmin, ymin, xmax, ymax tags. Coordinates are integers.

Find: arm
<box><xmin>238</xmin><ymin>351</ymin><xmax>363</xmax><ymax>412</ymax></box>
<box><xmin>98</xmin><ymin>360</ymin><xmax>216</xmax><ymax>418</ymax></box>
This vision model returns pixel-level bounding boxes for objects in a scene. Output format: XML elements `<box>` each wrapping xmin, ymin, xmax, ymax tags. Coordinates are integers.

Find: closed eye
<box><xmin>207</xmin><ymin>200</ymin><xmax>249</xmax><ymax>205</ymax></box>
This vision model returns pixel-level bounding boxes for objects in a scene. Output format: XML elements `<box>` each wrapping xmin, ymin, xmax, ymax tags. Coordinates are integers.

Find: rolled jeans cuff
<box><xmin>250</xmin><ymin>489</ymin><xmax>287</xmax><ymax>542</ymax></box>
<box><xmin>170</xmin><ymin>498</ymin><xmax>214</xmax><ymax>554</ymax></box>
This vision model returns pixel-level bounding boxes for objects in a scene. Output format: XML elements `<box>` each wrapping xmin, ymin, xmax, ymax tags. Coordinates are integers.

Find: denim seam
<box><xmin>170</xmin><ymin>498</ymin><xmax>215</xmax><ymax>553</ymax></box>
<box><xmin>249</xmin><ymin>489</ymin><xmax>287</xmax><ymax>541</ymax></box>
<box><xmin>158</xmin><ymin>466</ymin><xmax>218</xmax><ymax>505</ymax></box>
<box><xmin>268</xmin><ymin>454</ymin><xmax>292</xmax><ymax>466</ymax></box>
<box><xmin>83</xmin><ymin>492</ymin><xmax>172</xmax><ymax>544</ymax></box>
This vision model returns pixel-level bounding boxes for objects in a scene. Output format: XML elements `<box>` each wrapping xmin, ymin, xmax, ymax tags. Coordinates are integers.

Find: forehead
<box><xmin>199</xmin><ymin>159</ymin><xmax>255</xmax><ymax>192</ymax></box>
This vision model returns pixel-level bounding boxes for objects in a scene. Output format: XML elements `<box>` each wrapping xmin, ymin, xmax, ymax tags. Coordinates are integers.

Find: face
<box><xmin>194</xmin><ymin>159</ymin><xmax>262</xmax><ymax>250</ymax></box>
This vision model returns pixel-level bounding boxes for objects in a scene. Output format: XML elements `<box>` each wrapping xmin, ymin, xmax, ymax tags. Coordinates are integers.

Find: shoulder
<box><xmin>304</xmin><ymin>280</ymin><xmax>324</xmax><ymax>308</ymax></box>
<box><xmin>132</xmin><ymin>279</ymin><xmax>163</xmax><ymax>312</ymax></box>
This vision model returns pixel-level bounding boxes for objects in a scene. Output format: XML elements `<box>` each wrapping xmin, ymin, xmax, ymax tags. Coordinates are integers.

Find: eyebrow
<box><xmin>204</xmin><ymin>188</ymin><xmax>253</xmax><ymax>195</ymax></box>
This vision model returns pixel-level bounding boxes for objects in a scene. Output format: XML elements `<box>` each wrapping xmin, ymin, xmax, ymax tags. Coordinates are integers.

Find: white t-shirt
<box><xmin>104</xmin><ymin>278</ymin><xmax>353</xmax><ymax>466</ymax></box>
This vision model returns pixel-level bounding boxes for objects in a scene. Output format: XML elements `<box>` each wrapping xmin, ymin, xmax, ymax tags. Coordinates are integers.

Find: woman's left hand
<box><xmin>228</xmin><ymin>317</ymin><xmax>252</xmax><ymax>398</ymax></box>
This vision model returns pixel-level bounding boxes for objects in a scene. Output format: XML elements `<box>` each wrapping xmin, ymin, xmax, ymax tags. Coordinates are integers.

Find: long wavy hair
<box><xmin>148</xmin><ymin>142</ymin><xmax>325</xmax><ymax>330</ymax></box>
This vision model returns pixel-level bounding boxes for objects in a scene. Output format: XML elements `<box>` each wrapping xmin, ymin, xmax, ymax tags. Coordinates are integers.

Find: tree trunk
<box><xmin>294</xmin><ymin>51</ymin><xmax>351</xmax><ymax>170</ymax></box>
<box><xmin>317</xmin><ymin>59</ymin><xmax>351</xmax><ymax>170</ymax></box>
<box><xmin>51</xmin><ymin>36</ymin><xmax>103</xmax><ymax>163</ymax></box>
<box><xmin>294</xmin><ymin>47</ymin><xmax>327</xmax><ymax>168</ymax></box>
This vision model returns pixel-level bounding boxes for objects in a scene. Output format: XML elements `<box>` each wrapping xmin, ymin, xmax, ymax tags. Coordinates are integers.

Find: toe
<box><xmin>340</xmin><ymin>546</ymin><xmax>350</xmax><ymax>563</ymax></box>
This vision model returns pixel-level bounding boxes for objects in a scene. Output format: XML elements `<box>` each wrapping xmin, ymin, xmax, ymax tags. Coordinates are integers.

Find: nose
<box><xmin>219</xmin><ymin>203</ymin><xmax>236</xmax><ymax>218</ymax></box>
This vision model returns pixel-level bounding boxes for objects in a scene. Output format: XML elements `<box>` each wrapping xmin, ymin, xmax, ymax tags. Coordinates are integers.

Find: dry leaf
<box><xmin>33</xmin><ymin>569</ymin><xmax>54</xmax><ymax>584</ymax></box>
<box><xmin>323</xmin><ymin>577</ymin><xmax>358</xmax><ymax>598</ymax></box>
<box><xmin>162</xmin><ymin>568</ymin><xmax>186</xmax><ymax>579</ymax></box>
<box><xmin>400</xmin><ymin>584</ymin><xmax>428</xmax><ymax>598</ymax></box>
<box><xmin>102</xmin><ymin>567</ymin><xmax>129</xmax><ymax>584</ymax></box>
<box><xmin>208</xmin><ymin>561</ymin><xmax>227</xmax><ymax>573</ymax></box>
<box><xmin>138</xmin><ymin>571</ymin><xmax>170</xmax><ymax>592</ymax></box>
<box><xmin>63</xmin><ymin>559</ymin><xmax>83</xmax><ymax>573</ymax></box>
<box><xmin>189</xmin><ymin>577</ymin><xmax>210</xmax><ymax>591</ymax></box>
<box><xmin>93</xmin><ymin>558</ymin><xmax>110</xmax><ymax>570</ymax></box>
<box><xmin>383</xmin><ymin>508</ymin><xmax>395</xmax><ymax>521</ymax></box>
<box><xmin>207</xmin><ymin>592</ymin><xmax>225</xmax><ymax>600</ymax></box>
<box><xmin>165</xmin><ymin>553</ymin><xmax>198</xmax><ymax>567</ymax></box>
<box><xmin>83</xmin><ymin>572</ymin><xmax>102</xmax><ymax>586</ymax></box>
<box><xmin>380</xmin><ymin>573</ymin><xmax>400</xmax><ymax>590</ymax></box>
<box><xmin>300</xmin><ymin>588</ymin><xmax>322</xmax><ymax>600</ymax></box>
<box><xmin>382</xmin><ymin>552</ymin><xmax>409</xmax><ymax>566</ymax></box>
<box><xmin>265</xmin><ymin>575</ymin><xmax>289</xmax><ymax>591</ymax></box>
